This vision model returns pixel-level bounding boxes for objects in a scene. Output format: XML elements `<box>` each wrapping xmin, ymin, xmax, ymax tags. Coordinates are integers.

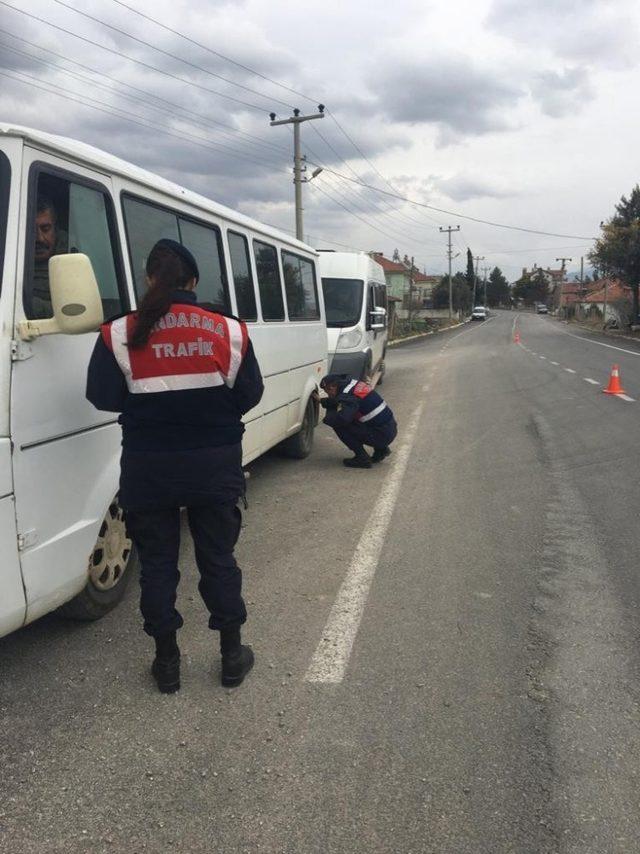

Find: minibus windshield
<box><xmin>322</xmin><ymin>277</ymin><xmax>364</xmax><ymax>328</ymax></box>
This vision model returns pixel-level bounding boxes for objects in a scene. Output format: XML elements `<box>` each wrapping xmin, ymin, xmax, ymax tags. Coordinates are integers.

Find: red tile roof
<box><xmin>583</xmin><ymin>278</ymin><xmax>631</xmax><ymax>303</ymax></box>
<box><xmin>370</xmin><ymin>252</ymin><xmax>408</xmax><ymax>273</ymax></box>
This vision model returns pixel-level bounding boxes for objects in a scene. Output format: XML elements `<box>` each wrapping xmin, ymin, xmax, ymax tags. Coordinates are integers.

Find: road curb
<box><xmin>388</xmin><ymin>320</ymin><xmax>468</xmax><ymax>348</ymax></box>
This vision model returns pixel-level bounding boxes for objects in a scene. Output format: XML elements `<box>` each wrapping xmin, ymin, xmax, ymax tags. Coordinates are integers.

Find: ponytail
<box><xmin>129</xmin><ymin>244</ymin><xmax>193</xmax><ymax>348</ymax></box>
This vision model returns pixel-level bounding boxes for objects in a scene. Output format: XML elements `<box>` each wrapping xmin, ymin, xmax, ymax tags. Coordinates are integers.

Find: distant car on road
<box><xmin>535</xmin><ymin>303</ymin><xmax>549</xmax><ymax>314</ymax></box>
<box><xmin>471</xmin><ymin>306</ymin><xmax>488</xmax><ymax>321</ymax></box>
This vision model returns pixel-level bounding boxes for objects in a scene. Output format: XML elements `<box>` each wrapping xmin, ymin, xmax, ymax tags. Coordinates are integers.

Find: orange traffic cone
<box><xmin>603</xmin><ymin>364</ymin><xmax>626</xmax><ymax>394</ymax></box>
<box><xmin>514</xmin><ymin>331</ymin><xmax>521</xmax><ymax>344</ymax></box>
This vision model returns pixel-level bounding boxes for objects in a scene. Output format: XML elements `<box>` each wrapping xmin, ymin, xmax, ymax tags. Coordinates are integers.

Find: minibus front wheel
<box><xmin>279</xmin><ymin>396</ymin><xmax>315</xmax><ymax>459</ymax></box>
<box><xmin>59</xmin><ymin>498</ymin><xmax>136</xmax><ymax>621</ymax></box>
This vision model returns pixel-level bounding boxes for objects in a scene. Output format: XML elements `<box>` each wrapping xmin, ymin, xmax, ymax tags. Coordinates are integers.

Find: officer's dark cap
<box><xmin>320</xmin><ymin>373</ymin><xmax>352</xmax><ymax>390</ymax></box>
<box><xmin>150</xmin><ymin>238</ymin><xmax>200</xmax><ymax>283</ymax></box>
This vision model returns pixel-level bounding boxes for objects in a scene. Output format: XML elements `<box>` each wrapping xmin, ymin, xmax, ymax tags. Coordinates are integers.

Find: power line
<box><xmin>106</xmin><ymin>0</ymin><xmax>320</xmax><ymax>106</ymax></box>
<box><xmin>0</xmin><ymin>1</ymin><xmax>272</xmax><ymax>113</ymax></box>
<box><xmin>50</xmin><ymin>0</ymin><xmax>293</xmax><ymax>109</ymax></box>
<box><xmin>310</xmin><ymin>168</ymin><xmax>597</xmax><ymax>240</ymax></box>
<box><xmin>0</xmin><ymin>32</ymin><xmax>291</xmax><ymax>159</ymax></box>
<box><xmin>0</xmin><ymin>70</ymin><xmax>286</xmax><ymax>172</ymax></box>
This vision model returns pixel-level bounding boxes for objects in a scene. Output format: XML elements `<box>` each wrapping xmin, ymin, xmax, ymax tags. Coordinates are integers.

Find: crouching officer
<box><xmin>86</xmin><ymin>239</ymin><xmax>264</xmax><ymax>694</ymax></box>
<box><xmin>318</xmin><ymin>373</ymin><xmax>397</xmax><ymax>468</ymax></box>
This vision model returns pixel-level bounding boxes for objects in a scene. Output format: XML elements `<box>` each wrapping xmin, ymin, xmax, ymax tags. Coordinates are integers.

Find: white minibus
<box><xmin>319</xmin><ymin>251</ymin><xmax>388</xmax><ymax>383</ymax></box>
<box><xmin>0</xmin><ymin>124</ymin><xmax>326</xmax><ymax>638</ymax></box>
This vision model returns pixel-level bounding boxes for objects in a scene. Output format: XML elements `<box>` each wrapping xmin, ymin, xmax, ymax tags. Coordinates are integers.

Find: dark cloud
<box><xmin>530</xmin><ymin>66</ymin><xmax>594</xmax><ymax>118</ymax></box>
<box><xmin>369</xmin><ymin>56</ymin><xmax>524</xmax><ymax>142</ymax></box>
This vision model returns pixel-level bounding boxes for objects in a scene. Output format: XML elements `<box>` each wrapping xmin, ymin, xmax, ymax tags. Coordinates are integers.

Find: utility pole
<box><xmin>482</xmin><ymin>265</ymin><xmax>489</xmax><ymax>307</ymax></box>
<box><xmin>270</xmin><ymin>105</ymin><xmax>325</xmax><ymax>240</ymax></box>
<box><xmin>472</xmin><ymin>254</ymin><xmax>485</xmax><ymax>309</ymax></box>
<box><xmin>439</xmin><ymin>225</ymin><xmax>461</xmax><ymax>318</ymax></box>
<box><xmin>407</xmin><ymin>256</ymin><xmax>415</xmax><ymax>330</ymax></box>
<box><xmin>556</xmin><ymin>256</ymin><xmax>572</xmax><ymax>317</ymax></box>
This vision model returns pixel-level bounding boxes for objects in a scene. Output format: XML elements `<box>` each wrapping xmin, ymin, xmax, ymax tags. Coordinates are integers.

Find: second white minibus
<box><xmin>319</xmin><ymin>251</ymin><xmax>388</xmax><ymax>383</ymax></box>
<box><xmin>0</xmin><ymin>123</ymin><xmax>327</xmax><ymax>639</ymax></box>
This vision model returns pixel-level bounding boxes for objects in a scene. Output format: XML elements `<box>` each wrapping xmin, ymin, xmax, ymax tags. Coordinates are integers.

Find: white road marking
<box><xmin>305</xmin><ymin>402</ymin><xmax>425</xmax><ymax>684</ymax></box>
<box><xmin>550</xmin><ymin>361</ymin><xmax>559</xmax><ymax>366</ymax></box>
<box><xmin>616</xmin><ymin>393</ymin><xmax>635</xmax><ymax>402</ymax></box>
<box><xmin>584</xmin><ymin>378</ymin><xmax>600</xmax><ymax>385</ymax></box>
<box><xmin>565</xmin><ymin>368</ymin><xmax>576</xmax><ymax>374</ymax></box>
<box><xmin>531</xmin><ymin>352</ymin><xmax>537</xmax><ymax>356</ymax></box>
<box><xmin>539</xmin><ymin>355</ymin><xmax>547</xmax><ymax>360</ymax></box>
<box><xmin>562</xmin><ymin>330</ymin><xmax>640</xmax><ymax>357</ymax></box>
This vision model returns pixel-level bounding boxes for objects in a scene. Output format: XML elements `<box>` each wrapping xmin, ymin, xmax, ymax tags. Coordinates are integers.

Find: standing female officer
<box><xmin>86</xmin><ymin>239</ymin><xmax>264</xmax><ymax>694</ymax></box>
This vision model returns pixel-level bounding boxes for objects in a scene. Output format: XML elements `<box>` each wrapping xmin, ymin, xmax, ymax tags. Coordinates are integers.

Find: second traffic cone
<box><xmin>514</xmin><ymin>330</ymin><xmax>521</xmax><ymax>343</ymax></box>
<box><xmin>603</xmin><ymin>364</ymin><xmax>626</xmax><ymax>394</ymax></box>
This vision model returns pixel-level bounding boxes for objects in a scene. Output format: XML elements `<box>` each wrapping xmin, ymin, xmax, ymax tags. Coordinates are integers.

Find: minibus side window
<box><xmin>228</xmin><ymin>231</ymin><xmax>257</xmax><ymax>321</ymax></box>
<box><xmin>281</xmin><ymin>251</ymin><xmax>320</xmax><ymax>320</ymax></box>
<box><xmin>122</xmin><ymin>195</ymin><xmax>230</xmax><ymax>313</ymax></box>
<box><xmin>253</xmin><ymin>240</ymin><xmax>284</xmax><ymax>321</ymax></box>
<box><xmin>25</xmin><ymin>171</ymin><xmax>126</xmax><ymax>320</ymax></box>
<box><xmin>0</xmin><ymin>152</ymin><xmax>10</xmax><ymax>297</ymax></box>
<box><xmin>122</xmin><ymin>196</ymin><xmax>179</xmax><ymax>297</ymax></box>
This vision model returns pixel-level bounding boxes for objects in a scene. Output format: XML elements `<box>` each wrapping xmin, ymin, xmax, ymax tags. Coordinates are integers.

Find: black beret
<box><xmin>150</xmin><ymin>238</ymin><xmax>200</xmax><ymax>282</ymax></box>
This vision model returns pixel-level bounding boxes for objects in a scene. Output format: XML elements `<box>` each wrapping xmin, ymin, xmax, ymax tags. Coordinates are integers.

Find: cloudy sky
<box><xmin>1</xmin><ymin>0</ymin><xmax>639</xmax><ymax>280</ymax></box>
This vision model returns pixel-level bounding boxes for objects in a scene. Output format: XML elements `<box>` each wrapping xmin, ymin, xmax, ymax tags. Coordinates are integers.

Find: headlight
<box><xmin>337</xmin><ymin>328</ymin><xmax>362</xmax><ymax>349</ymax></box>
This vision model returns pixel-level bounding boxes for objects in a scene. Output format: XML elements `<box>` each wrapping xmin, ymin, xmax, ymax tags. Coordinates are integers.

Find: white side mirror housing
<box><xmin>19</xmin><ymin>253</ymin><xmax>104</xmax><ymax>340</ymax></box>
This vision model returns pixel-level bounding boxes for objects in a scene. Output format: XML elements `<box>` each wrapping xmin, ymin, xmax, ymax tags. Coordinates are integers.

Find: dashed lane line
<box><xmin>306</xmin><ymin>402</ymin><xmax>425</xmax><ymax>684</ymax></box>
<box><xmin>584</xmin><ymin>378</ymin><xmax>600</xmax><ymax>385</ymax></box>
<box><xmin>564</xmin><ymin>368</ymin><xmax>576</xmax><ymax>374</ymax></box>
<box><xmin>539</xmin><ymin>355</ymin><xmax>547</xmax><ymax>360</ymax></box>
<box><xmin>550</xmin><ymin>361</ymin><xmax>559</xmax><ymax>366</ymax></box>
<box><xmin>616</xmin><ymin>393</ymin><xmax>635</xmax><ymax>402</ymax></box>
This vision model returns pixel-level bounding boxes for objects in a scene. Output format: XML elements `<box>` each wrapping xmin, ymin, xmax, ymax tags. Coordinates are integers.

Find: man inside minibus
<box><xmin>31</xmin><ymin>195</ymin><xmax>68</xmax><ymax>318</ymax></box>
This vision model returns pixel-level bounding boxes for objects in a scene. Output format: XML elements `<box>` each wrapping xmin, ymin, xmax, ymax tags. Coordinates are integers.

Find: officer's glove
<box><xmin>320</xmin><ymin>397</ymin><xmax>339</xmax><ymax>410</ymax></box>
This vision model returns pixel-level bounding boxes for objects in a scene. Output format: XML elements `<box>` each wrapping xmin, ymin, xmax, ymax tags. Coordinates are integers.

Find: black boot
<box><xmin>220</xmin><ymin>625</ymin><xmax>254</xmax><ymax>687</ymax></box>
<box><xmin>343</xmin><ymin>453</ymin><xmax>372</xmax><ymax>469</ymax></box>
<box><xmin>151</xmin><ymin>631</ymin><xmax>181</xmax><ymax>694</ymax></box>
<box><xmin>371</xmin><ymin>446</ymin><xmax>391</xmax><ymax>463</ymax></box>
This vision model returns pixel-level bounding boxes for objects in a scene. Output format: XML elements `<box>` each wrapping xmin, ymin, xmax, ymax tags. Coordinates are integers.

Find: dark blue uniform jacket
<box><xmin>321</xmin><ymin>373</ymin><xmax>395</xmax><ymax>428</ymax></box>
<box><xmin>86</xmin><ymin>290</ymin><xmax>264</xmax><ymax>511</ymax></box>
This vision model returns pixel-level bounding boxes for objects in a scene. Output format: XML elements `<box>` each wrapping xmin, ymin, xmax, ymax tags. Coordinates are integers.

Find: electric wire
<box><xmin>106</xmin><ymin>0</ymin><xmax>321</xmax><ymax>106</ymax></box>
<box><xmin>0</xmin><ymin>33</ymin><xmax>292</xmax><ymax>160</ymax></box>
<box><xmin>1</xmin><ymin>70</ymin><xmax>287</xmax><ymax>172</ymax></box>
<box><xmin>50</xmin><ymin>0</ymin><xmax>293</xmax><ymax>109</ymax></box>
<box><xmin>0</xmin><ymin>1</ymin><xmax>274</xmax><ymax>113</ymax></box>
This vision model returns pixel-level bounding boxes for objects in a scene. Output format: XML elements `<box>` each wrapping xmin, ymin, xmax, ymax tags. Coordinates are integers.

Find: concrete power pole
<box><xmin>440</xmin><ymin>225</ymin><xmax>461</xmax><ymax>318</ymax></box>
<box><xmin>472</xmin><ymin>254</ymin><xmax>485</xmax><ymax>309</ymax></box>
<box><xmin>270</xmin><ymin>105</ymin><xmax>325</xmax><ymax>240</ymax></box>
<box><xmin>482</xmin><ymin>265</ymin><xmax>489</xmax><ymax>307</ymax></box>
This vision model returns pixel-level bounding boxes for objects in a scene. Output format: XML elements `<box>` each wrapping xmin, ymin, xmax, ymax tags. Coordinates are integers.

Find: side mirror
<box><xmin>370</xmin><ymin>306</ymin><xmax>386</xmax><ymax>330</ymax></box>
<box><xmin>19</xmin><ymin>253</ymin><xmax>104</xmax><ymax>340</ymax></box>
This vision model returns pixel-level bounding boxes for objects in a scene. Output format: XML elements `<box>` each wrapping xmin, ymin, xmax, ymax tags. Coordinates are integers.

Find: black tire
<box><xmin>59</xmin><ymin>498</ymin><xmax>136</xmax><ymax>621</ymax></box>
<box><xmin>278</xmin><ymin>397</ymin><xmax>315</xmax><ymax>459</ymax></box>
<box><xmin>362</xmin><ymin>353</ymin><xmax>373</xmax><ymax>382</ymax></box>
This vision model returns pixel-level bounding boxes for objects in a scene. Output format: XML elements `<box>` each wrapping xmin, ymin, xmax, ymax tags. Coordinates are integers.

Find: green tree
<box><xmin>486</xmin><ymin>266</ymin><xmax>511</xmax><ymax>307</ymax></box>
<box><xmin>433</xmin><ymin>273</ymin><xmax>472</xmax><ymax>312</ymax></box>
<box><xmin>512</xmin><ymin>268</ymin><xmax>548</xmax><ymax>305</ymax></box>
<box><xmin>589</xmin><ymin>185</ymin><xmax>640</xmax><ymax>323</ymax></box>
<box><xmin>465</xmin><ymin>248</ymin><xmax>475</xmax><ymax>291</ymax></box>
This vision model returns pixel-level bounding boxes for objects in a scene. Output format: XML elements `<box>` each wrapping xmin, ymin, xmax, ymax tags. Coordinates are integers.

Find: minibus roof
<box><xmin>0</xmin><ymin>123</ymin><xmax>317</xmax><ymax>256</ymax></box>
<box><xmin>318</xmin><ymin>250</ymin><xmax>385</xmax><ymax>282</ymax></box>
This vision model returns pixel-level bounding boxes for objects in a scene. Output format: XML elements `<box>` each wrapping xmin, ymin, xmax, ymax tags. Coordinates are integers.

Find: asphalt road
<box><xmin>2</xmin><ymin>311</ymin><xmax>640</xmax><ymax>853</ymax></box>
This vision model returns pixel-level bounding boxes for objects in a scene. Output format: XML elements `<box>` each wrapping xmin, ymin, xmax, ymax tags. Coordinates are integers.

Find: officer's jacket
<box><xmin>86</xmin><ymin>290</ymin><xmax>264</xmax><ymax>452</ymax></box>
<box><xmin>327</xmin><ymin>375</ymin><xmax>394</xmax><ymax>428</ymax></box>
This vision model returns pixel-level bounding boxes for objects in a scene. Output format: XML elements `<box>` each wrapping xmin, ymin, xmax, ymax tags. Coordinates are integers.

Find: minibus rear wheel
<box><xmin>279</xmin><ymin>397</ymin><xmax>315</xmax><ymax>459</ymax></box>
<box><xmin>59</xmin><ymin>498</ymin><xmax>136</xmax><ymax>621</ymax></box>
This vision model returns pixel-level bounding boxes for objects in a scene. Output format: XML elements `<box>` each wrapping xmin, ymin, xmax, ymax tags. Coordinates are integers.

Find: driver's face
<box><xmin>35</xmin><ymin>210</ymin><xmax>56</xmax><ymax>262</ymax></box>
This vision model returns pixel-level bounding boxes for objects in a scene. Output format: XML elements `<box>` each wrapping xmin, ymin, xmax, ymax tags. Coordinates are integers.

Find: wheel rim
<box><xmin>88</xmin><ymin>500</ymin><xmax>132</xmax><ymax>592</ymax></box>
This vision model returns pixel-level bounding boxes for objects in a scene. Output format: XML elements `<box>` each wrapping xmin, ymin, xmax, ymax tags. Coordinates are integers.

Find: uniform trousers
<box><xmin>325</xmin><ymin>414</ymin><xmax>398</xmax><ymax>455</ymax></box>
<box><xmin>126</xmin><ymin>502</ymin><xmax>246</xmax><ymax>638</ymax></box>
